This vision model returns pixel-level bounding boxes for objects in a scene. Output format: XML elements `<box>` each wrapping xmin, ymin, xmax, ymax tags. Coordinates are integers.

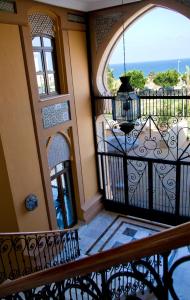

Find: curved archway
<box><xmin>95</xmin><ymin>0</ymin><xmax>190</xmax><ymax>94</ymax></box>
<box><xmin>96</xmin><ymin>4</ymin><xmax>154</xmax><ymax>94</ymax></box>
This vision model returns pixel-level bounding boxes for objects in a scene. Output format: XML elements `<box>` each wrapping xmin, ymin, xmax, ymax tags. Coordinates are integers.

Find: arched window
<box><xmin>29</xmin><ymin>13</ymin><xmax>60</xmax><ymax>98</ymax></box>
<box><xmin>48</xmin><ymin>134</ymin><xmax>76</xmax><ymax>229</ymax></box>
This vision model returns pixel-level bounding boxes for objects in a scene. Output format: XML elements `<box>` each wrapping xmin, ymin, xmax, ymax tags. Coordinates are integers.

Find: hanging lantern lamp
<box><xmin>112</xmin><ymin>0</ymin><xmax>140</xmax><ymax>134</ymax></box>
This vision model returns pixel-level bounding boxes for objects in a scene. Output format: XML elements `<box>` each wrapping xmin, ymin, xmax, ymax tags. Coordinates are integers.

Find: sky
<box><xmin>110</xmin><ymin>7</ymin><xmax>190</xmax><ymax>64</ymax></box>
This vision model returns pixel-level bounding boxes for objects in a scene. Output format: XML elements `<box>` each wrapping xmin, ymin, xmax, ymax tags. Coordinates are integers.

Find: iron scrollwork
<box><xmin>0</xmin><ymin>230</ymin><xmax>80</xmax><ymax>284</ymax></box>
<box><xmin>96</xmin><ymin>92</ymin><xmax>190</xmax><ymax>225</ymax></box>
<box><xmin>1</xmin><ymin>254</ymin><xmax>164</xmax><ymax>299</ymax></box>
<box><xmin>2</xmin><ymin>249</ymin><xmax>190</xmax><ymax>299</ymax></box>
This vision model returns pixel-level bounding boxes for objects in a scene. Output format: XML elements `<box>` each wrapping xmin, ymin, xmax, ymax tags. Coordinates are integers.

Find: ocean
<box><xmin>109</xmin><ymin>58</ymin><xmax>190</xmax><ymax>78</ymax></box>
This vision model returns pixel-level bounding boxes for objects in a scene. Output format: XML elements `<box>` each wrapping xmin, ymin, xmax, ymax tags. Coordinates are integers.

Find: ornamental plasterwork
<box><xmin>28</xmin><ymin>13</ymin><xmax>55</xmax><ymax>37</ymax></box>
<box><xmin>95</xmin><ymin>13</ymin><xmax>122</xmax><ymax>49</ymax></box>
<box><xmin>94</xmin><ymin>0</ymin><xmax>190</xmax><ymax>50</ymax></box>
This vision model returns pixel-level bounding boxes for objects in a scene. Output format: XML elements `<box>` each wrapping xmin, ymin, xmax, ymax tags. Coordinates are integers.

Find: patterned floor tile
<box><xmin>123</xmin><ymin>227</ymin><xmax>137</xmax><ymax>237</ymax></box>
<box><xmin>78</xmin><ymin>210</ymin><xmax>165</xmax><ymax>256</ymax></box>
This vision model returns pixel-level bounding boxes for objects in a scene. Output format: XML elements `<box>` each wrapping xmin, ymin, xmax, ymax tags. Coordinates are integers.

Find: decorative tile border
<box><xmin>85</xmin><ymin>215</ymin><xmax>158</xmax><ymax>255</ymax></box>
<box><xmin>42</xmin><ymin>101</ymin><xmax>70</xmax><ymax>129</ymax></box>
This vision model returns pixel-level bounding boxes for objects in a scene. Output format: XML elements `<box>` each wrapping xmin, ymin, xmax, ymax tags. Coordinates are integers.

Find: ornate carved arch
<box><xmin>90</xmin><ymin>0</ymin><xmax>190</xmax><ymax>94</ymax></box>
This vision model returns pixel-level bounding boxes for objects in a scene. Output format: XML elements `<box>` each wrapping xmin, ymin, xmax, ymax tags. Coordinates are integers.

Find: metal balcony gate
<box><xmin>95</xmin><ymin>92</ymin><xmax>190</xmax><ymax>225</ymax></box>
<box><xmin>99</xmin><ymin>152</ymin><xmax>190</xmax><ymax>225</ymax></box>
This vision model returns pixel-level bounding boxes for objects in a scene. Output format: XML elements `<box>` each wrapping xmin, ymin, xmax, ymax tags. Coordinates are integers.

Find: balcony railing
<box><xmin>0</xmin><ymin>229</ymin><xmax>80</xmax><ymax>284</ymax></box>
<box><xmin>1</xmin><ymin>222</ymin><xmax>190</xmax><ymax>299</ymax></box>
<box><xmin>98</xmin><ymin>152</ymin><xmax>190</xmax><ymax>225</ymax></box>
<box><xmin>95</xmin><ymin>90</ymin><xmax>190</xmax><ymax>118</ymax></box>
<box><xmin>95</xmin><ymin>90</ymin><xmax>190</xmax><ymax>225</ymax></box>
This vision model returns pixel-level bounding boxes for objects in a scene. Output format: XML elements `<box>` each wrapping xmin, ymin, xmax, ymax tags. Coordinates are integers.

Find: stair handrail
<box><xmin>0</xmin><ymin>227</ymin><xmax>80</xmax><ymax>285</ymax></box>
<box><xmin>1</xmin><ymin>221</ymin><xmax>190</xmax><ymax>297</ymax></box>
<box><xmin>0</xmin><ymin>226</ymin><xmax>79</xmax><ymax>236</ymax></box>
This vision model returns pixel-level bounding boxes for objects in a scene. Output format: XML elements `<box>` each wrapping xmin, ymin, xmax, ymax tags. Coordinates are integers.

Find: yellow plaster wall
<box><xmin>0</xmin><ymin>138</ymin><xmax>18</xmax><ymax>232</ymax></box>
<box><xmin>68</xmin><ymin>31</ymin><xmax>98</xmax><ymax>203</ymax></box>
<box><xmin>0</xmin><ymin>23</ymin><xmax>49</xmax><ymax>232</ymax></box>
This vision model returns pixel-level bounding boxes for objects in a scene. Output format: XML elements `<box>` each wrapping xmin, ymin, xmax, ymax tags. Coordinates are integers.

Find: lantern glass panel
<box><xmin>115</xmin><ymin>92</ymin><xmax>140</xmax><ymax>123</ymax></box>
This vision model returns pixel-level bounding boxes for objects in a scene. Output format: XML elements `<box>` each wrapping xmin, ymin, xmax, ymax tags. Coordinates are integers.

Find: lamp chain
<box><xmin>122</xmin><ymin>0</ymin><xmax>126</xmax><ymax>75</ymax></box>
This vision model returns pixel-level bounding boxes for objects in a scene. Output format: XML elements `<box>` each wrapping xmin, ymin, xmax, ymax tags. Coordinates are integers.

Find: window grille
<box><xmin>28</xmin><ymin>13</ymin><xmax>55</xmax><ymax>37</ymax></box>
<box><xmin>0</xmin><ymin>0</ymin><xmax>16</xmax><ymax>13</ymax></box>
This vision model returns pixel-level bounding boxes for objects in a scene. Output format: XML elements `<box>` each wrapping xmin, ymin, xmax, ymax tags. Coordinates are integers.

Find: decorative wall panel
<box><xmin>42</xmin><ymin>102</ymin><xmax>70</xmax><ymax>129</ymax></box>
<box><xmin>0</xmin><ymin>0</ymin><xmax>15</xmax><ymax>13</ymax></box>
<box><xmin>28</xmin><ymin>13</ymin><xmax>55</xmax><ymax>37</ymax></box>
<box><xmin>95</xmin><ymin>13</ymin><xmax>122</xmax><ymax>49</ymax></box>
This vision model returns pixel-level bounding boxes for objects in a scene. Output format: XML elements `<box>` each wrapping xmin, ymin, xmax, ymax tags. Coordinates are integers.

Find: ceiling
<box><xmin>35</xmin><ymin>0</ymin><xmax>142</xmax><ymax>12</ymax></box>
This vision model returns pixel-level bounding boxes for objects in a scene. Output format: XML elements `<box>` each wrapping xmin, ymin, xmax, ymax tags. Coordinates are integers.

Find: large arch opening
<box><xmin>95</xmin><ymin>5</ymin><xmax>190</xmax><ymax>225</ymax></box>
<box><xmin>98</xmin><ymin>6</ymin><xmax>190</xmax><ymax>95</ymax></box>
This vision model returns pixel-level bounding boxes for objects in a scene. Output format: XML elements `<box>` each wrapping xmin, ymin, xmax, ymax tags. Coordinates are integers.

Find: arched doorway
<box><xmin>48</xmin><ymin>133</ymin><xmax>76</xmax><ymax>229</ymax></box>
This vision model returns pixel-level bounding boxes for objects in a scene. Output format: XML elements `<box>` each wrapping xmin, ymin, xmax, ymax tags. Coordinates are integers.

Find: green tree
<box><xmin>182</xmin><ymin>72</ymin><xmax>187</xmax><ymax>83</ymax></box>
<box><xmin>153</xmin><ymin>69</ymin><xmax>179</xmax><ymax>88</ymax></box>
<box><xmin>121</xmin><ymin>70</ymin><xmax>146</xmax><ymax>90</ymax></box>
<box><xmin>182</xmin><ymin>66</ymin><xmax>190</xmax><ymax>86</ymax></box>
<box><xmin>106</xmin><ymin>66</ymin><xmax>120</xmax><ymax>95</ymax></box>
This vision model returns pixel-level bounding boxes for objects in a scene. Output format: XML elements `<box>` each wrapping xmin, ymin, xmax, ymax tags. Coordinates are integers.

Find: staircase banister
<box><xmin>0</xmin><ymin>226</ymin><xmax>79</xmax><ymax>236</ymax></box>
<box><xmin>1</xmin><ymin>221</ymin><xmax>190</xmax><ymax>297</ymax></box>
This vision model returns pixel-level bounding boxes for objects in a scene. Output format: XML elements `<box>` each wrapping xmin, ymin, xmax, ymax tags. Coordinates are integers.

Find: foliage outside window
<box><xmin>106</xmin><ymin>66</ymin><xmax>120</xmax><ymax>95</ymax></box>
<box><xmin>153</xmin><ymin>69</ymin><xmax>179</xmax><ymax>88</ymax></box>
<box><xmin>32</xmin><ymin>36</ymin><xmax>59</xmax><ymax>98</ymax></box>
<box><xmin>105</xmin><ymin>67</ymin><xmax>146</xmax><ymax>95</ymax></box>
<box><xmin>121</xmin><ymin>70</ymin><xmax>146</xmax><ymax>90</ymax></box>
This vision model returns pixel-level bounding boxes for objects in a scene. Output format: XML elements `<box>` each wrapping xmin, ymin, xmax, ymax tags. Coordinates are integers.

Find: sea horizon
<box><xmin>109</xmin><ymin>58</ymin><xmax>190</xmax><ymax>78</ymax></box>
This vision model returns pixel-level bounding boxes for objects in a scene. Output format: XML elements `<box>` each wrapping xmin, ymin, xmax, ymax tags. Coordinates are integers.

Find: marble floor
<box><xmin>78</xmin><ymin>210</ymin><xmax>169</xmax><ymax>256</ymax></box>
<box><xmin>78</xmin><ymin>210</ymin><xmax>190</xmax><ymax>300</ymax></box>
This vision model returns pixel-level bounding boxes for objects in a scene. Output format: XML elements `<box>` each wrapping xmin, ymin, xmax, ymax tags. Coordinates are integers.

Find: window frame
<box><xmin>32</xmin><ymin>34</ymin><xmax>60</xmax><ymax>99</ymax></box>
<box><xmin>50</xmin><ymin>161</ymin><xmax>76</xmax><ymax>229</ymax></box>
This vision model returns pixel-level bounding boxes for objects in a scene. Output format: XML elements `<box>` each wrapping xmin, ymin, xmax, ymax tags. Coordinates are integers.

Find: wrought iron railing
<box><xmin>0</xmin><ymin>229</ymin><xmax>80</xmax><ymax>284</ymax></box>
<box><xmin>95</xmin><ymin>90</ymin><xmax>190</xmax><ymax>225</ymax></box>
<box><xmin>0</xmin><ymin>222</ymin><xmax>190</xmax><ymax>299</ymax></box>
<box><xmin>139</xmin><ymin>89</ymin><xmax>190</xmax><ymax>117</ymax></box>
<box><xmin>98</xmin><ymin>152</ymin><xmax>190</xmax><ymax>225</ymax></box>
<box><xmin>95</xmin><ymin>90</ymin><xmax>190</xmax><ymax>118</ymax></box>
